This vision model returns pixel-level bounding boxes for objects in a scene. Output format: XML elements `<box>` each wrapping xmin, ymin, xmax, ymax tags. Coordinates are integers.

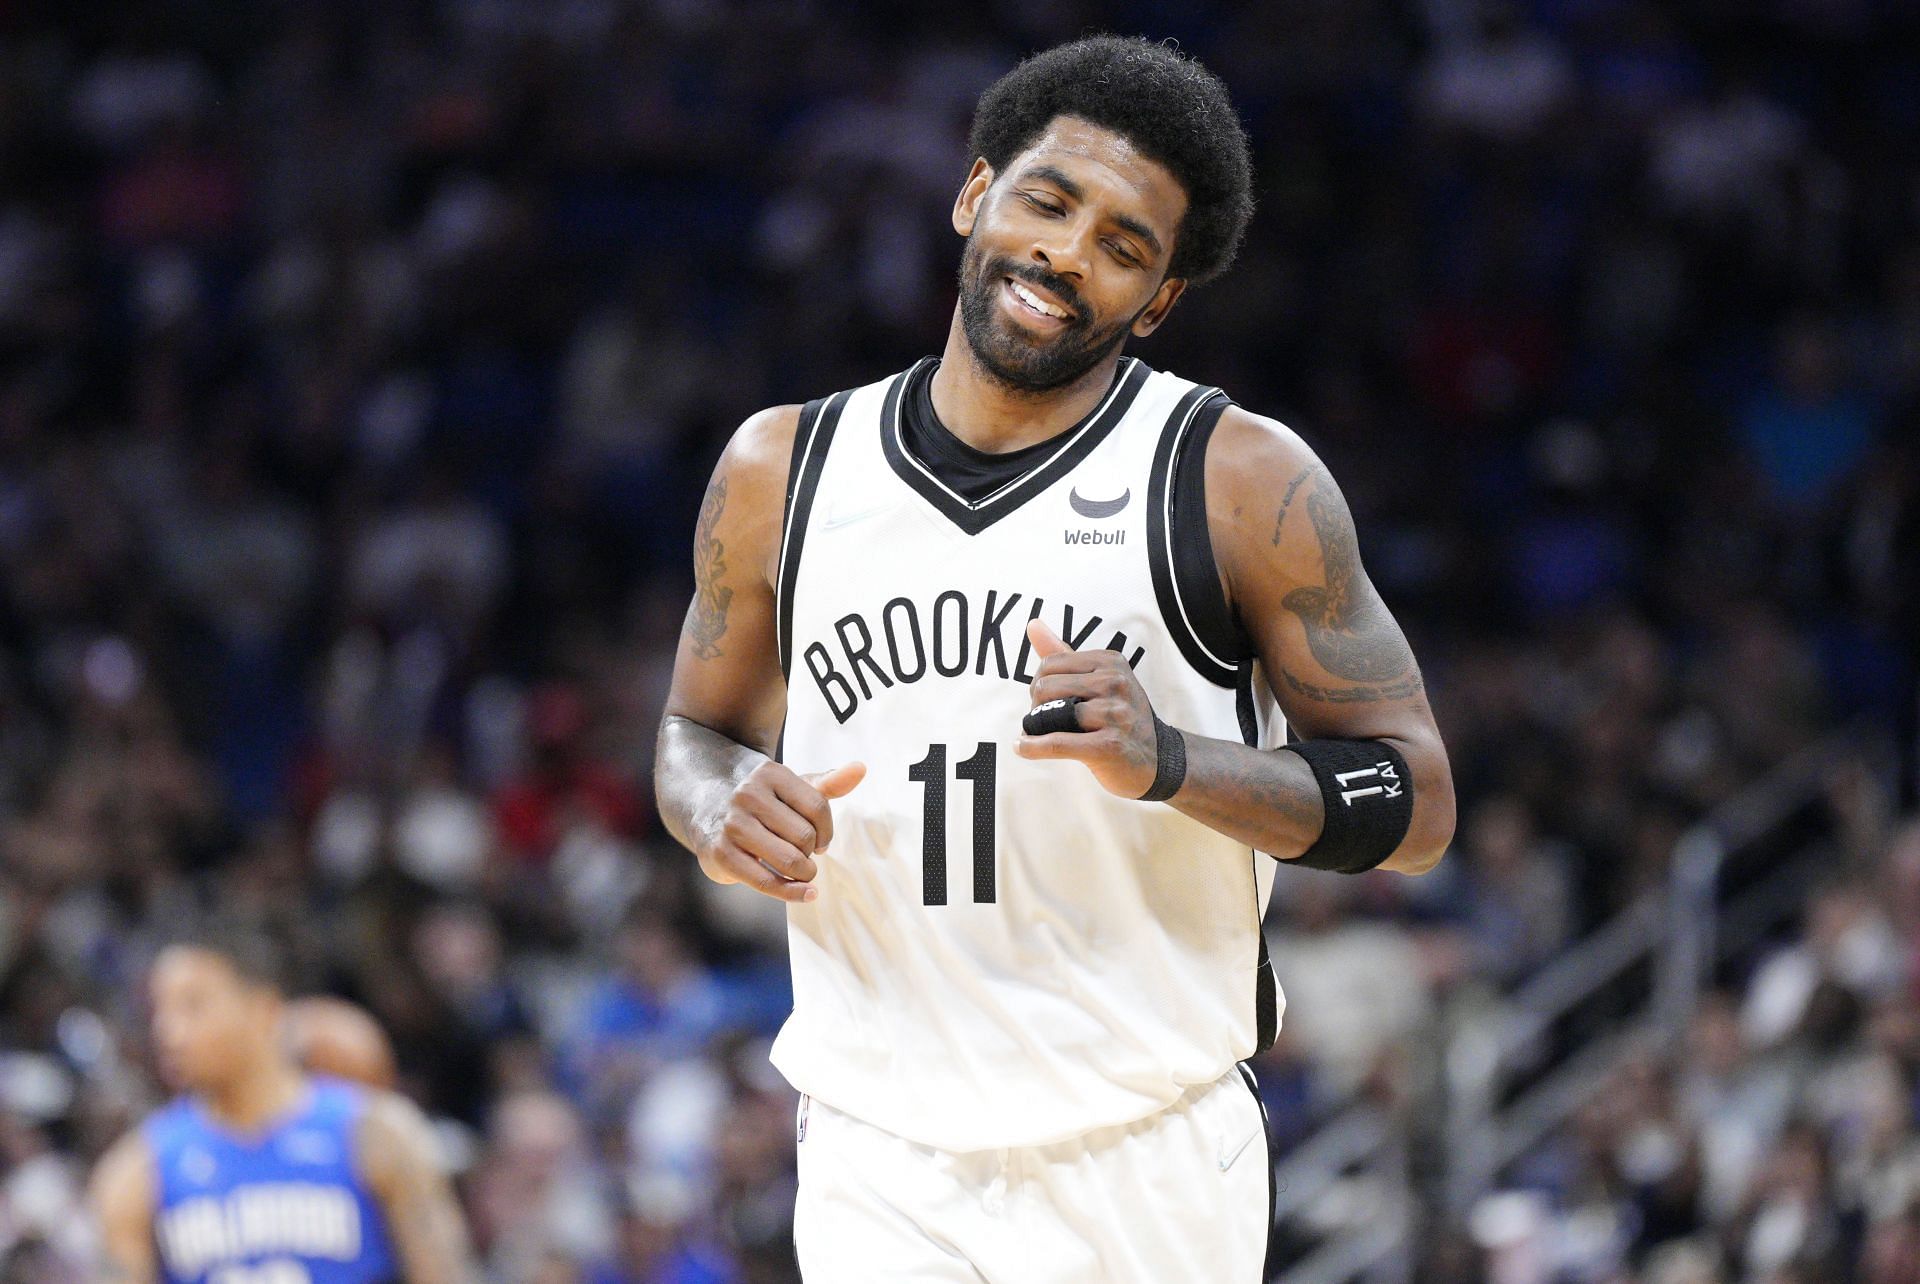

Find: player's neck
<box><xmin>931</xmin><ymin>313</ymin><xmax>1126</xmax><ymax>454</ymax></box>
<box><xmin>201</xmin><ymin>1060</ymin><xmax>308</xmax><ymax>1133</ymax></box>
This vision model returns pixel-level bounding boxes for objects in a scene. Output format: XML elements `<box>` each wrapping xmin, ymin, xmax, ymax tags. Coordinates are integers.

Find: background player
<box><xmin>657</xmin><ymin>35</ymin><xmax>1454</xmax><ymax>1282</ymax></box>
<box><xmin>90</xmin><ymin>928</ymin><xmax>476</xmax><ymax>1284</ymax></box>
<box><xmin>286</xmin><ymin>996</ymin><xmax>401</xmax><ymax>1092</ymax></box>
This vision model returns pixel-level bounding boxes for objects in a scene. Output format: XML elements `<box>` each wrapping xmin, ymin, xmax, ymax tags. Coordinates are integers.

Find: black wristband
<box><xmin>1282</xmin><ymin>739</ymin><xmax>1414</xmax><ymax>874</ymax></box>
<box><xmin>1137</xmin><ymin>716</ymin><xmax>1187</xmax><ymax>802</ymax></box>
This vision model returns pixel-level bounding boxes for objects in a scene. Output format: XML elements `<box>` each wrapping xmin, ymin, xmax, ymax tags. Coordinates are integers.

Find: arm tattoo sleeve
<box><xmin>1278</xmin><ymin>475</ymin><xmax>1425</xmax><ymax>701</ymax></box>
<box><xmin>689</xmin><ymin>474</ymin><xmax>734</xmax><ymax>660</ymax></box>
<box><xmin>1280</xmin><ymin>668</ymin><xmax>1425</xmax><ymax>704</ymax></box>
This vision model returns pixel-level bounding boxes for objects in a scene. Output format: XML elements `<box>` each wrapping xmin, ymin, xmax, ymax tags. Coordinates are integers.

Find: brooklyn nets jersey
<box><xmin>769</xmin><ymin>357</ymin><xmax>1285</xmax><ymax>1151</ymax></box>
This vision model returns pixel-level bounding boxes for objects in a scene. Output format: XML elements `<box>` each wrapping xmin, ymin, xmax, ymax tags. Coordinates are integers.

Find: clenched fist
<box><xmin>694</xmin><ymin>759</ymin><xmax>865</xmax><ymax>902</ymax></box>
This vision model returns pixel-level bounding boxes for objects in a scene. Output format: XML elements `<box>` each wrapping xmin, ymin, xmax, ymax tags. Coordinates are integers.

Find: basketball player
<box><xmin>655</xmin><ymin>36</ymin><xmax>1455</xmax><ymax>1282</ymax></box>
<box><xmin>90</xmin><ymin>929</ymin><xmax>476</xmax><ymax>1283</ymax></box>
<box><xmin>286</xmin><ymin>996</ymin><xmax>401</xmax><ymax>1091</ymax></box>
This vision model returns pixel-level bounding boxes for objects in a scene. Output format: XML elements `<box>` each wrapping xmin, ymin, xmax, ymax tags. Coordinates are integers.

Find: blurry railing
<box><xmin>1271</xmin><ymin>1105</ymin><xmax>1413</xmax><ymax>1284</ymax></box>
<box><xmin>1652</xmin><ymin>731</ymin><xmax>1882</xmax><ymax>1034</ymax></box>
<box><xmin>1442</xmin><ymin>895</ymin><xmax>1663</xmax><ymax>1215</ymax></box>
<box><xmin>1441</xmin><ymin>728</ymin><xmax>1878</xmax><ymax>1216</ymax></box>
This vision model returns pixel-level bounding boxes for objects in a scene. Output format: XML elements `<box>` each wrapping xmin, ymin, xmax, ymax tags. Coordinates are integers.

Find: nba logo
<box><xmin>797</xmin><ymin>1094</ymin><xmax>811</xmax><ymax>1144</ymax></box>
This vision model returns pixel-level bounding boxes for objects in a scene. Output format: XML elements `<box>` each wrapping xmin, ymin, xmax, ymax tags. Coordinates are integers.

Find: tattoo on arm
<box><xmin>1280</xmin><ymin>668</ymin><xmax>1424</xmax><ymax>704</ymax></box>
<box><xmin>1280</xmin><ymin>481</ymin><xmax>1413</xmax><ymax>684</ymax></box>
<box><xmin>689</xmin><ymin>475</ymin><xmax>734</xmax><ymax>660</ymax></box>
<box><xmin>1270</xmin><ymin>464</ymin><xmax>1322</xmax><ymax>547</ymax></box>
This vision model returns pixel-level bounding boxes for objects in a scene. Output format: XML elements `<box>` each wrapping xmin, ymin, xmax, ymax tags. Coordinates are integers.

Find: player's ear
<box><xmin>952</xmin><ymin>159</ymin><xmax>995</xmax><ymax>237</ymax></box>
<box><xmin>1131</xmin><ymin>276</ymin><xmax>1187</xmax><ymax>338</ymax></box>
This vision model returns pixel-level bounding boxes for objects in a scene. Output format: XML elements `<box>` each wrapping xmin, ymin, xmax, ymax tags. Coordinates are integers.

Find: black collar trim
<box><xmin>879</xmin><ymin>357</ymin><xmax>1150</xmax><ymax>535</ymax></box>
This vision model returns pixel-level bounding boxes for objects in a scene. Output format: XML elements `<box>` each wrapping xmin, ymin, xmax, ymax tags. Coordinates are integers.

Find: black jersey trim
<box><xmin>1169</xmin><ymin>392</ymin><xmax>1246</xmax><ymax>674</ymax></box>
<box><xmin>1239</xmin><ymin>659</ymin><xmax>1281</xmax><ymax>1059</ymax></box>
<box><xmin>880</xmin><ymin>357</ymin><xmax>1149</xmax><ymax>536</ymax></box>
<box><xmin>1254</xmin><ymin>931</ymin><xmax>1279</xmax><ymax>1055</ymax></box>
<box><xmin>1234</xmin><ymin>660</ymin><xmax>1260</xmax><ymax>747</ymax></box>
<box><xmin>1236</xmin><ymin>1062</ymin><xmax>1278</xmax><ymax>1279</ymax></box>
<box><xmin>1146</xmin><ymin>387</ymin><xmax>1244</xmax><ymax>688</ymax></box>
<box><xmin>776</xmin><ymin>391</ymin><xmax>850</xmax><ymax>679</ymax></box>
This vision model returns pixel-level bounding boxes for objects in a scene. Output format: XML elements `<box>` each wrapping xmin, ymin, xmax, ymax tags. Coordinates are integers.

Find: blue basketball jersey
<box><xmin>145</xmin><ymin>1078</ymin><xmax>398</xmax><ymax>1284</ymax></box>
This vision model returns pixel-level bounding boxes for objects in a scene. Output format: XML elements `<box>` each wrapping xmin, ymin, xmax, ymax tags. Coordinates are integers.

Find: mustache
<box><xmin>982</xmin><ymin>258</ymin><xmax>1088</xmax><ymax>325</ymax></box>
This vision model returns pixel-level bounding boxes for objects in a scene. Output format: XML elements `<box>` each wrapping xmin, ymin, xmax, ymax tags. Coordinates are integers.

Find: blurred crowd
<box><xmin>0</xmin><ymin>1</ymin><xmax>1916</xmax><ymax>1281</ymax></box>
<box><xmin>1428</xmin><ymin>811</ymin><xmax>1920</xmax><ymax>1284</ymax></box>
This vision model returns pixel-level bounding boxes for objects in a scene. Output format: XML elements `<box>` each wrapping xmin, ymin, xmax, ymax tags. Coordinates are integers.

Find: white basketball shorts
<box><xmin>793</xmin><ymin>1064</ymin><xmax>1273</xmax><ymax>1283</ymax></box>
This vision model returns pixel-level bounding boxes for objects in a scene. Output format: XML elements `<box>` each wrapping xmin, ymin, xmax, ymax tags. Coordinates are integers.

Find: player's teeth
<box><xmin>1012</xmin><ymin>281</ymin><xmax>1065</xmax><ymax>318</ymax></box>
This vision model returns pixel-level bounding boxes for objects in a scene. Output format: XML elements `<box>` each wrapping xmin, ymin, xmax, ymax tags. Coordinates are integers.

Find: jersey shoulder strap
<box><xmin>1145</xmin><ymin>386</ymin><xmax>1248</xmax><ymax>688</ymax></box>
<box><xmin>775</xmin><ymin>389</ymin><xmax>858</xmax><ymax>678</ymax></box>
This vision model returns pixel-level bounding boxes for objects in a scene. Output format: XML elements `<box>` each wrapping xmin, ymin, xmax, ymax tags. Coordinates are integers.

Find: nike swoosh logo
<box><xmin>1068</xmin><ymin>487</ymin><xmax>1130</xmax><ymax>519</ymax></box>
<box><xmin>1218</xmin><ymin>1127</ymin><xmax>1262</xmax><ymax>1172</ymax></box>
<box><xmin>821</xmin><ymin>503</ymin><xmax>892</xmax><ymax>531</ymax></box>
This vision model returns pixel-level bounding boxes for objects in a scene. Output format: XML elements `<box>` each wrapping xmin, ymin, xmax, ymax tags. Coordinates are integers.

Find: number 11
<box><xmin>906</xmin><ymin>742</ymin><xmax>997</xmax><ymax>905</ymax></box>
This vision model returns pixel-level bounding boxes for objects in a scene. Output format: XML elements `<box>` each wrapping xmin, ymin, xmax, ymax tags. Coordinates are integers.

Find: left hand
<box><xmin>1014</xmin><ymin>619</ymin><xmax>1161</xmax><ymax>798</ymax></box>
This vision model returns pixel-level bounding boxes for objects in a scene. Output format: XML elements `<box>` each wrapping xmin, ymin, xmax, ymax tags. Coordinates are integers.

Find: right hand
<box><xmin>698</xmin><ymin>760</ymin><xmax>865</xmax><ymax>902</ymax></box>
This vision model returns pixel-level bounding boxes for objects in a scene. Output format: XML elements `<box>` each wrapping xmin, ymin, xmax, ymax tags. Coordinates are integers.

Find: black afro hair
<box><xmin>967</xmin><ymin>36</ymin><xmax>1255</xmax><ymax>286</ymax></box>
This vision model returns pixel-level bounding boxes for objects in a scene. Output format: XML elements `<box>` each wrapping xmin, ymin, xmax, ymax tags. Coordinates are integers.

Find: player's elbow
<box><xmin>1383</xmin><ymin>741</ymin><xmax>1454</xmax><ymax>876</ymax></box>
<box><xmin>1394</xmin><ymin>805</ymin><xmax>1453</xmax><ymax>876</ymax></box>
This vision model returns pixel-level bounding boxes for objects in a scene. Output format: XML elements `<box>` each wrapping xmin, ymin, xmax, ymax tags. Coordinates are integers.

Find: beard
<box><xmin>956</xmin><ymin>237</ymin><xmax>1140</xmax><ymax>394</ymax></box>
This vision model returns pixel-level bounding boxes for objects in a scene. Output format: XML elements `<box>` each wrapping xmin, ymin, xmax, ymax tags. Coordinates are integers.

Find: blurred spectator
<box><xmin>1265</xmin><ymin>873</ymin><xmax>1434</xmax><ymax>1100</ymax></box>
<box><xmin>1742</xmin><ymin>884</ymin><xmax>1905</xmax><ymax>1052</ymax></box>
<box><xmin>470</xmin><ymin>1091</ymin><xmax>615</xmax><ymax>1277</ymax></box>
<box><xmin>1649</xmin><ymin>71</ymin><xmax>1806</xmax><ymax>228</ymax></box>
<box><xmin>1419</xmin><ymin>4</ymin><xmax>1574</xmax><ymax>142</ymax></box>
<box><xmin>566</xmin><ymin>910</ymin><xmax>728</xmax><ymax>1117</ymax></box>
<box><xmin>494</xmin><ymin>682</ymin><xmax>646</xmax><ymax>868</ymax></box>
<box><xmin>1738</xmin><ymin>318</ymin><xmax>1882</xmax><ymax>511</ymax></box>
<box><xmin>1682</xmin><ymin>993</ymin><xmax>1798</xmax><ymax>1222</ymax></box>
<box><xmin>583</xmin><ymin>1194</ymin><xmax>735</xmax><ymax>1284</ymax></box>
<box><xmin>1455</xmin><ymin>794</ymin><xmax>1575</xmax><ymax>987</ymax></box>
<box><xmin>347</xmin><ymin>466</ymin><xmax>509</xmax><ymax>635</ymax></box>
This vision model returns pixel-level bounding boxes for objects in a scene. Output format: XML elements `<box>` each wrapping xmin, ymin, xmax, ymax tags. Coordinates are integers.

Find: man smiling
<box><xmin>656</xmin><ymin>35</ymin><xmax>1454</xmax><ymax>1282</ymax></box>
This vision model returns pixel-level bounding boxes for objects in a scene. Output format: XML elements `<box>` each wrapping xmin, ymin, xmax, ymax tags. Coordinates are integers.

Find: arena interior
<box><xmin>0</xmin><ymin>2</ymin><xmax>1917</xmax><ymax>1281</ymax></box>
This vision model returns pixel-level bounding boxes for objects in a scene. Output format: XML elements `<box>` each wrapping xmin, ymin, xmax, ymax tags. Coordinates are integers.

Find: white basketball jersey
<box><xmin>769</xmin><ymin>357</ymin><xmax>1286</xmax><ymax>1152</ymax></box>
